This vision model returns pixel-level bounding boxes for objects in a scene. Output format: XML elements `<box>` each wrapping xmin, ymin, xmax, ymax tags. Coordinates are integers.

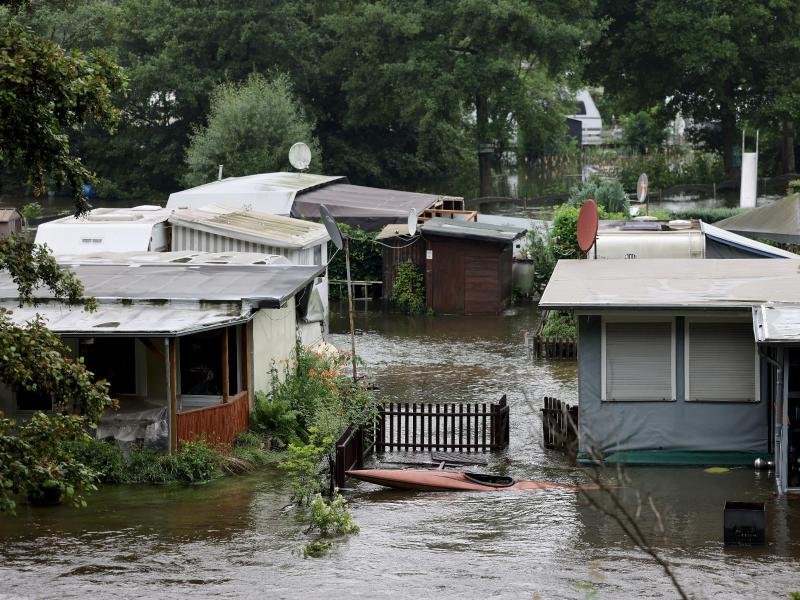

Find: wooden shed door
<box><xmin>464</xmin><ymin>252</ymin><xmax>499</xmax><ymax>314</ymax></box>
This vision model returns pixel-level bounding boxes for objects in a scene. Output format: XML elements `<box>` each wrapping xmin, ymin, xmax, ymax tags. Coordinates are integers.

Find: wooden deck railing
<box><xmin>176</xmin><ymin>390</ymin><xmax>249</xmax><ymax>448</ymax></box>
<box><xmin>541</xmin><ymin>396</ymin><xmax>578</xmax><ymax>453</ymax></box>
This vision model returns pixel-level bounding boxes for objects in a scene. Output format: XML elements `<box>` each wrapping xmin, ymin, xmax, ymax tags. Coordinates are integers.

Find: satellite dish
<box><xmin>407</xmin><ymin>209</ymin><xmax>418</xmax><ymax>236</ymax></box>
<box><xmin>289</xmin><ymin>142</ymin><xmax>312</xmax><ymax>171</ymax></box>
<box><xmin>637</xmin><ymin>173</ymin><xmax>649</xmax><ymax>203</ymax></box>
<box><xmin>577</xmin><ymin>199</ymin><xmax>599</xmax><ymax>253</ymax></box>
<box><xmin>319</xmin><ymin>204</ymin><xmax>343</xmax><ymax>250</ymax></box>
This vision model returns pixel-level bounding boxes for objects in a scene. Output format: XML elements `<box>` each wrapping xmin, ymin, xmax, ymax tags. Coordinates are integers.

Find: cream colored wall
<box><xmin>252</xmin><ymin>298</ymin><xmax>298</xmax><ymax>394</ymax></box>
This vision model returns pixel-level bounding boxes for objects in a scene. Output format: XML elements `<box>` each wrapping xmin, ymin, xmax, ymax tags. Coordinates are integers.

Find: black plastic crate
<box><xmin>724</xmin><ymin>501</ymin><xmax>765</xmax><ymax>546</ymax></box>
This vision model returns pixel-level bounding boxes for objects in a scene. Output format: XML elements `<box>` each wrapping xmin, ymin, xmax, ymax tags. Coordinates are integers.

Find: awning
<box><xmin>701</xmin><ymin>222</ymin><xmax>800</xmax><ymax>258</ymax></box>
<box><xmin>715</xmin><ymin>194</ymin><xmax>800</xmax><ymax>244</ymax></box>
<box><xmin>421</xmin><ymin>217</ymin><xmax>526</xmax><ymax>243</ymax></box>
<box><xmin>753</xmin><ymin>304</ymin><xmax>800</xmax><ymax>343</ymax></box>
<box><xmin>1</xmin><ymin>302</ymin><xmax>251</xmax><ymax>336</ymax></box>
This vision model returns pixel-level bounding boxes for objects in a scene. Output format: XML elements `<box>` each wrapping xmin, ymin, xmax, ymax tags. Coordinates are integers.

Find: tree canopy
<box><xmin>184</xmin><ymin>73</ymin><xmax>319</xmax><ymax>187</ymax></box>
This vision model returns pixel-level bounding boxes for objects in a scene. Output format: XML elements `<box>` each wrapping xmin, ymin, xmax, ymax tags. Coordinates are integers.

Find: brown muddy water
<box><xmin>1</xmin><ymin>305</ymin><xmax>799</xmax><ymax>599</ymax></box>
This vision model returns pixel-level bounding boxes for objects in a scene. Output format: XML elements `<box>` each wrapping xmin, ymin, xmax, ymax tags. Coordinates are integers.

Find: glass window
<box><xmin>574</xmin><ymin>101</ymin><xmax>587</xmax><ymax>115</ymax></box>
<box><xmin>180</xmin><ymin>329</ymin><xmax>237</xmax><ymax>396</ymax></box>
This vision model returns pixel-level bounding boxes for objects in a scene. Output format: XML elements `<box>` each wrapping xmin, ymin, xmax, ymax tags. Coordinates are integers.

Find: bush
<box><xmin>65</xmin><ymin>437</ymin><xmax>126</xmax><ymax>484</ymax></box>
<box><xmin>327</xmin><ymin>224</ymin><xmax>382</xmax><ymax>299</ymax></box>
<box><xmin>391</xmin><ymin>261</ymin><xmax>425</xmax><ymax>314</ymax></box>
<box><xmin>621</xmin><ymin>110</ymin><xmax>667</xmax><ymax>153</ymax></box>
<box><xmin>125</xmin><ymin>440</ymin><xmax>222</xmax><ymax>485</ymax></box>
<box><xmin>251</xmin><ymin>391</ymin><xmax>300</xmax><ymax>448</ymax></box>
<box><xmin>569</xmin><ymin>177</ymin><xmax>630</xmax><ymax>216</ymax></box>
<box><xmin>523</xmin><ymin>227</ymin><xmax>556</xmax><ymax>294</ymax></box>
<box><xmin>667</xmin><ymin>207</ymin><xmax>745</xmax><ymax>223</ymax></box>
<box><xmin>541</xmin><ymin>311</ymin><xmax>576</xmax><ymax>340</ymax></box>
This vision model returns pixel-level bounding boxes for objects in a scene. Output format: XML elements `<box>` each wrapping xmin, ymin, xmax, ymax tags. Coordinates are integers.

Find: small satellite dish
<box><xmin>577</xmin><ymin>199</ymin><xmax>599</xmax><ymax>253</ymax></box>
<box><xmin>319</xmin><ymin>204</ymin><xmax>343</xmax><ymax>250</ymax></box>
<box><xmin>637</xmin><ymin>173</ymin><xmax>649</xmax><ymax>203</ymax></box>
<box><xmin>289</xmin><ymin>142</ymin><xmax>312</xmax><ymax>171</ymax></box>
<box><xmin>407</xmin><ymin>209</ymin><xmax>418</xmax><ymax>236</ymax></box>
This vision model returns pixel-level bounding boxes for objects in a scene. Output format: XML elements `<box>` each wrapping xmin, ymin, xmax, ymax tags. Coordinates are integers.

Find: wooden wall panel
<box><xmin>176</xmin><ymin>390</ymin><xmax>249</xmax><ymax>449</ymax></box>
<box><xmin>382</xmin><ymin>237</ymin><xmax>426</xmax><ymax>300</ymax></box>
<box><xmin>465</xmin><ymin>252</ymin><xmax>500</xmax><ymax>314</ymax></box>
<box><xmin>429</xmin><ymin>238</ymin><xmax>465</xmax><ymax>314</ymax></box>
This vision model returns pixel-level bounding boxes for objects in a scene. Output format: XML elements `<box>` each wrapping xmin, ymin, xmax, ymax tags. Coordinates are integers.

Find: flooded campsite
<box><xmin>1</xmin><ymin>306</ymin><xmax>799</xmax><ymax>599</ymax></box>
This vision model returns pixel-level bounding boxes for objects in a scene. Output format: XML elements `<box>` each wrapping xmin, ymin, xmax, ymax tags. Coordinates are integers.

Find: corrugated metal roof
<box><xmin>539</xmin><ymin>259</ymin><xmax>800</xmax><ymax>310</ymax></box>
<box><xmin>42</xmin><ymin>205</ymin><xmax>171</xmax><ymax>226</ymax></box>
<box><xmin>715</xmin><ymin>194</ymin><xmax>800</xmax><ymax>244</ymax></box>
<box><xmin>421</xmin><ymin>217</ymin><xmax>526</xmax><ymax>242</ymax></box>
<box><xmin>55</xmin><ymin>251</ymin><xmax>291</xmax><ymax>266</ymax></box>
<box><xmin>0</xmin><ymin>301</ymin><xmax>249</xmax><ymax>336</ymax></box>
<box><xmin>169</xmin><ymin>205</ymin><xmax>329</xmax><ymax>249</ymax></box>
<box><xmin>292</xmin><ymin>183</ymin><xmax>442</xmax><ymax>229</ymax></box>
<box><xmin>0</xmin><ymin>263</ymin><xmax>325</xmax><ymax>309</ymax></box>
<box><xmin>375</xmin><ymin>223</ymin><xmax>415</xmax><ymax>240</ymax></box>
<box><xmin>753</xmin><ymin>304</ymin><xmax>800</xmax><ymax>343</ymax></box>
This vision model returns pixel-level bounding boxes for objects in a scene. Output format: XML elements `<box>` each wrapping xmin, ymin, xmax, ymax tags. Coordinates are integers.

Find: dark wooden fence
<box><xmin>541</xmin><ymin>396</ymin><xmax>578</xmax><ymax>452</ymax></box>
<box><xmin>376</xmin><ymin>396</ymin><xmax>509</xmax><ymax>453</ymax></box>
<box><xmin>176</xmin><ymin>390</ymin><xmax>249</xmax><ymax>449</ymax></box>
<box><xmin>532</xmin><ymin>336</ymin><xmax>577</xmax><ymax>359</ymax></box>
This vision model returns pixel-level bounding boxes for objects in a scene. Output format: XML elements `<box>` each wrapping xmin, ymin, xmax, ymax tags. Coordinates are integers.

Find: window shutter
<box><xmin>605</xmin><ymin>321</ymin><xmax>672</xmax><ymax>401</ymax></box>
<box><xmin>687</xmin><ymin>322</ymin><xmax>755</xmax><ymax>402</ymax></box>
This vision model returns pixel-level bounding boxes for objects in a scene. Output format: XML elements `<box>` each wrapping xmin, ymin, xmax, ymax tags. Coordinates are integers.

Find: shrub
<box><xmin>523</xmin><ymin>227</ymin><xmax>556</xmax><ymax>294</ymax></box>
<box><xmin>569</xmin><ymin>177</ymin><xmax>630</xmax><ymax>217</ymax></box>
<box><xmin>169</xmin><ymin>440</ymin><xmax>222</xmax><ymax>484</ymax></box>
<box><xmin>391</xmin><ymin>261</ymin><xmax>425</xmax><ymax>314</ymax></box>
<box><xmin>65</xmin><ymin>437</ymin><xmax>126</xmax><ymax>484</ymax></box>
<box><xmin>251</xmin><ymin>391</ymin><xmax>300</xmax><ymax>448</ymax></box>
<box><xmin>280</xmin><ymin>433</ymin><xmax>330</xmax><ymax>504</ymax></box>
<box><xmin>667</xmin><ymin>207</ymin><xmax>745</xmax><ymax>223</ymax></box>
<box><xmin>327</xmin><ymin>224</ymin><xmax>381</xmax><ymax>299</ymax></box>
<box><xmin>621</xmin><ymin>110</ymin><xmax>667</xmax><ymax>153</ymax></box>
<box><xmin>789</xmin><ymin>179</ymin><xmax>800</xmax><ymax>194</ymax></box>
<box><xmin>541</xmin><ymin>311</ymin><xmax>576</xmax><ymax>340</ymax></box>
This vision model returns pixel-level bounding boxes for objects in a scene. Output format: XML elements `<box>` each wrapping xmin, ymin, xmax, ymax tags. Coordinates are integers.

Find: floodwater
<box><xmin>2</xmin><ymin>306</ymin><xmax>800</xmax><ymax>599</ymax></box>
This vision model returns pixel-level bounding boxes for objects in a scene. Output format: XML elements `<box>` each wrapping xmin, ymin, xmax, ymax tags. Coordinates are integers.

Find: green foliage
<box><xmin>328</xmin><ymin>225</ymin><xmax>381</xmax><ymax>298</ymax></box>
<box><xmin>280</xmin><ymin>433</ymin><xmax>330</xmax><ymax>505</ymax></box>
<box><xmin>541</xmin><ymin>311</ymin><xmax>576</xmax><ymax>340</ymax></box>
<box><xmin>621</xmin><ymin>110</ymin><xmax>667</xmax><ymax>153</ymax></box>
<box><xmin>667</xmin><ymin>207</ymin><xmax>745</xmax><ymax>224</ymax></box>
<box><xmin>228</xmin><ymin>431</ymin><xmax>274</xmax><ymax>471</ymax></box>
<box><xmin>523</xmin><ymin>227</ymin><xmax>556</xmax><ymax>294</ymax></box>
<box><xmin>65</xmin><ymin>437</ymin><xmax>126</xmax><ymax>484</ymax></box>
<box><xmin>126</xmin><ymin>440</ymin><xmax>222</xmax><ymax>484</ymax></box>
<box><xmin>302</xmin><ymin>492</ymin><xmax>359</xmax><ymax>558</ymax></box>
<box><xmin>788</xmin><ymin>180</ymin><xmax>800</xmax><ymax>194</ymax></box>
<box><xmin>569</xmin><ymin>177</ymin><xmax>630</xmax><ymax>217</ymax></box>
<box><xmin>0</xmin><ymin>14</ymin><xmax>125</xmax><ymax>214</ymax></box>
<box><xmin>302</xmin><ymin>539</ymin><xmax>333</xmax><ymax>558</ymax></box>
<box><xmin>184</xmin><ymin>72</ymin><xmax>319</xmax><ymax>187</ymax></box>
<box><xmin>390</xmin><ymin>261</ymin><xmax>425</xmax><ymax>314</ymax></box>
<box><xmin>19</xmin><ymin>202</ymin><xmax>42</xmax><ymax>223</ymax></box>
<box><xmin>250</xmin><ymin>391</ymin><xmax>299</xmax><ymax>449</ymax></box>
<box><xmin>551</xmin><ymin>204</ymin><xmax>581</xmax><ymax>258</ymax></box>
<box><xmin>0</xmin><ymin>414</ymin><xmax>99</xmax><ymax>511</ymax></box>
<box><xmin>616</xmin><ymin>149</ymin><xmax>724</xmax><ymax>191</ymax></box>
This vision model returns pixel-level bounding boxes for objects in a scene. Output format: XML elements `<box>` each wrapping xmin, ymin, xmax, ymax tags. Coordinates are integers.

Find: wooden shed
<box><xmin>421</xmin><ymin>218</ymin><xmax>526</xmax><ymax>315</ymax></box>
<box><xmin>0</xmin><ymin>208</ymin><xmax>23</xmax><ymax>238</ymax></box>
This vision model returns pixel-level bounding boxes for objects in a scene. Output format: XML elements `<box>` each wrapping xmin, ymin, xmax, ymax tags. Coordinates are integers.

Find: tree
<box><xmin>586</xmin><ymin>1</ymin><xmax>797</xmax><ymax>175</ymax></box>
<box><xmin>184</xmin><ymin>73</ymin><xmax>319</xmax><ymax>187</ymax></box>
<box><xmin>621</xmin><ymin>110</ymin><xmax>667</xmax><ymax>154</ymax></box>
<box><xmin>323</xmin><ymin>0</ymin><xmax>596</xmax><ymax>197</ymax></box>
<box><xmin>0</xmin><ymin>12</ymin><xmax>125</xmax><ymax>214</ymax></box>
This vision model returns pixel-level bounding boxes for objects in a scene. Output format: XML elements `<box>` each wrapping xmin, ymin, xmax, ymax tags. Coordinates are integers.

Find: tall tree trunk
<box><xmin>476</xmin><ymin>94</ymin><xmax>493</xmax><ymax>198</ymax></box>
<box><xmin>782</xmin><ymin>119</ymin><xmax>796</xmax><ymax>174</ymax></box>
<box><xmin>720</xmin><ymin>108</ymin><xmax>737</xmax><ymax>178</ymax></box>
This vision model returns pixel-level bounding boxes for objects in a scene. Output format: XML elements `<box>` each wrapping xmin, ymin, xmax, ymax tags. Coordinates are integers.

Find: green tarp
<box><xmin>716</xmin><ymin>194</ymin><xmax>800</xmax><ymax>244</ymax></box>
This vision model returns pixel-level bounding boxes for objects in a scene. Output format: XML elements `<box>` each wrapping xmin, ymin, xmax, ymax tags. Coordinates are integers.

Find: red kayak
<box><xmin>345</xmin><ymin>469</ymin><xmax>597</xmax><ymax>492</ymax></box>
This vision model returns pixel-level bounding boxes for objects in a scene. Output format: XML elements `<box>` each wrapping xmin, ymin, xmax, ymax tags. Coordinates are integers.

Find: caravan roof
<box><xmin>34</xmin><ymin>205</ymin><xmax>172</xmax><ymax>254</ymax></box>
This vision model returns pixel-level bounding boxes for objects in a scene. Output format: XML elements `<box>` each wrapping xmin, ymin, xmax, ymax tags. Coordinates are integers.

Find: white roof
<box><xmin>540</xmin><ymin>259</ymin><xmax>800</xmax><ymax>310</ymax></box>
<box><xmin>0</xmin><ymin>301</ymin><xmax>250</xmax><ymax>336</ymax></box>
<box><xmin>169</xmin><ymin>205</ymin><xmax>329</xmax><ymax>249</ymax></box>
<box><xmin>54</xmin><ymin>250</ymin><xmax>291</xmax><ymax>266</ymax></box>
<box><xmin>35</xmin><ymin>205</ymin><xmax>171</xmax><ymax>254</ymax></box>
<box><xmin>753</xmin><ymin>304</ymin><xmax>800</xmax><ymax>343</ymax></box>
<box><xmin>166</xmin><ymin>172</ymin><xmax>343</xmax><ymax>213</ymax></box>
<box><xmin>700</xmin><ymin>221</ymin><xmax>800</xmax><ymax>259</ymax></box>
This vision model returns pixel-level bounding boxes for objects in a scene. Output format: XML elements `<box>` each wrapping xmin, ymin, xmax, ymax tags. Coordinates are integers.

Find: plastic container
<box><xmin>724</xmin><ymin>501</ymin><xmax>765</xmax><ymax>546</ymax></box>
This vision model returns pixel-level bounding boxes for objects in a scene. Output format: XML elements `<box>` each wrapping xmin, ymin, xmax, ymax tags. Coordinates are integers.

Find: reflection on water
<box><xmin>1</xmin><ymin>305</ymin><xmax>799</xmax><ymax>599</ymax></box>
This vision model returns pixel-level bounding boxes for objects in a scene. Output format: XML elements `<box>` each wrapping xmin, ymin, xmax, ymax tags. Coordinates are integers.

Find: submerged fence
<box><xmin>541</xmin><ymin>396</ymin><xmax>578</xmax><ymax>452</ymax></box>
<box><xmin>376</xmin><ymin>396</ymin><xmax>510</xmax><ymax>453</ymax></box>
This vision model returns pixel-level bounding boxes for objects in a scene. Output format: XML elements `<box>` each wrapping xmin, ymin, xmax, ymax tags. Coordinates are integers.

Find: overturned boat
<box><xmin>345</xmin><ymin>469</ymin><xmax>595</xmax><ymax>492</ymax></box>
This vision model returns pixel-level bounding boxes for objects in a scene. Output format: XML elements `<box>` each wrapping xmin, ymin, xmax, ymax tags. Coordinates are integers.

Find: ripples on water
<box><xmin>1</xmin><ymin>305</ymin><xmax>799</xmax><ymax>599</ymax></box>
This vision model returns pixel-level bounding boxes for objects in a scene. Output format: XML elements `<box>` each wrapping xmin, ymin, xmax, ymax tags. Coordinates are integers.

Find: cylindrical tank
<box><xmin>740</xmin><ymin>152</ymin><xmax>758</xmax><ymax>208</ymax></box>
<box><xmin>512</xmin><ymin>259</ymin><xmax>535</xmax><ymax>295</ymax></box>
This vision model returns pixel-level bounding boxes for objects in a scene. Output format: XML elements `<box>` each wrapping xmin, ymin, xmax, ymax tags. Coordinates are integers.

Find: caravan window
<box><xmin>685</xmin><ymin>320</ymin><xmax>757</xmax><ymax>402</ymax></box>
<box><xmin>602</xmin><ymin>319</ymin><xmax>675</xmax><ymax>401</ymax></box>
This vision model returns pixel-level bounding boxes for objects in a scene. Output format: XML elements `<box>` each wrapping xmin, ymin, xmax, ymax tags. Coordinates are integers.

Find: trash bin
<box><xmin>724</xmin><ymin>501</ymin><xmax>765</xmax><ymax>546</ymax></box>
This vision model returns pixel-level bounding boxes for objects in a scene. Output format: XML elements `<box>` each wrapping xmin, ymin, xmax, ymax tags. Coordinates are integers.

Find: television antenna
<box><xmin>319</xmin><ymin>205</ymin><xmax>357</xmax><ymax>382</ymax></box>
<box><xmin>288</xmin><ymin>142</ymin><xmax>312</xmax><ymax>171</ymax></box>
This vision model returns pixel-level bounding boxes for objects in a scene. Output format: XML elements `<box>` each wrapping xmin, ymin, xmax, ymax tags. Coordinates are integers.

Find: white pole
<box><xmin>218</xmin><ymin>165</ymin><xmax>224</xmax><ymax>181</ymax></box>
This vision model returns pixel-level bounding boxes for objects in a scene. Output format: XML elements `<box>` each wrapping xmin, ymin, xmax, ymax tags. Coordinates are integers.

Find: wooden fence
<box><xmin>176</xmin><ymin>390</ymin><xmax>249</xmax><ymax>449</ymax></box>
<box><xmin>376</xmin><ymin>396</ymin><xmax>510</xmax><ymax>453</ymax></box>
<box><xmin>541</xmin><ymin>396</ymin><xmax>578</xmax><ymax>452</ymax></box>
<box><xmin>531</xmin><ymin>336</ymin><xmax>577</xmax><ymax>359</ymax></box>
